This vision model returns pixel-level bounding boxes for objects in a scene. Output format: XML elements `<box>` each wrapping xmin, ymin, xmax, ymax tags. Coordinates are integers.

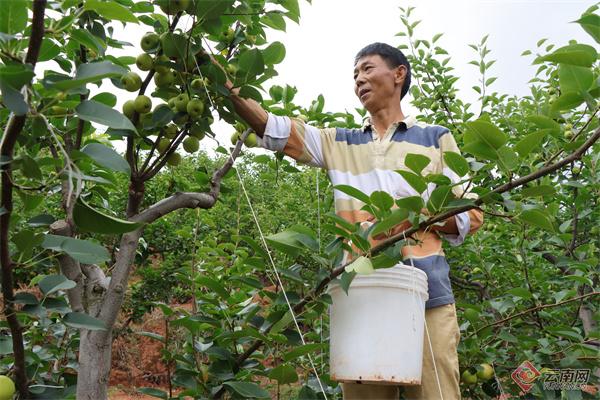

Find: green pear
<box><xmin>156</xmin><ymin>0</ymin><xmax>190</xmax><ymax>14</ymax></box>
<box><xmin>120</xmin><ymin>72</ymin><xmax>142</xmax><ymax>92</ymax></box>
<box><xmin>164</xmin><ymin>124</ymin><xmax>178</xmax><ymax>138</ymax></box>
<box><xmin>154</xmin><ymin>71</ymin><xmax>174</xmax><ymax>87</ymax></box>
<box><xmin>166</xmin><ymin>152</ymin><xmax>182</xmax><ymax>166</ymax></box>
<box><xmin>136</xmin><ymin>53</ymin><xmax>153</xmax><ymax>71</ymax></box>
<box><xmin>140</xmin><ymin>32</ymin><xmax>160</xmax><ymax>52</ymax></box>
<box><xmin>189</xmin><ymin>124</ymin><xmax>205</xmax><ymax>140</ymax></box>
<box><xmin>122</xmin><ymin>100</ymin><xmax>136</xmax><ymax>119</ymax></box>
<box><xmin>230</xmin><ymin>131</ymin><xmax>240</xmax><ymax>145</ymax></box>
<box><xmin>156</xmin><ymin>138</ymin><xmax>171</xmax><ymax>153</ymax></box>
<box><xmin>183</xmin><ymin>136</ymin><xmax>199</xmax><ymax>153</ymax></box>
<box><xmin>154</xmin><ymin>54</ymin><xmax>170</xmax><ymax>74</ymax></box>
<box><xmin>174</xmin><ymin>93</ymin><xmax>189</xmax><ymax>112</ymax></box>
<box><xmin>186</xmin><ymin>98</ymin><xmax>205</xmax><ymax>118</ymax></box>
<box><xmin>244</xmin><ymin>132</ymin><xmax>258</xmax><ymax>148</ymax></box>
<box><xmin>134</xmin><ymin>95</ymin><xmax>152</xmax><ymax>114</ymax></box>
<box><xmin>191</xmin><ymin>77</ymin><xmax>208</xmax><ymax>90</ymax></box>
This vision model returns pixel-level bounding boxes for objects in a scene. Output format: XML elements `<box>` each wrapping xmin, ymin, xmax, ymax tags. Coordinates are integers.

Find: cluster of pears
<box><xmin>230</xmin><ymin>122</ymin><xmax>258</xmax><ymax>148</ymax></box>
<box><xmin>461</xmin><ymin>363</ymin><xmax>494</xmax><ymax>385</ymax></box>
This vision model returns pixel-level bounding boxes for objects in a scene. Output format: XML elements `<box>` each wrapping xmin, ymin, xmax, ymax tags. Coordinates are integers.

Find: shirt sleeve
<box><xmin>438</xmin><ymin>130</ymin><xmax>484</xmax><ymax>246</ymax></box>
<box><xmin>259</xmin><ymin>113</ymin><xmax>334</xmax><ymax>169</ymax></box>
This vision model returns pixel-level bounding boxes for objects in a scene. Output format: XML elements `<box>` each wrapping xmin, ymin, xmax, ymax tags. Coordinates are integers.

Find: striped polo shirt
<box><xmin>259</xmin><ymin>113</ymin><xmax>483</xmax><ymax>308</ymax></box>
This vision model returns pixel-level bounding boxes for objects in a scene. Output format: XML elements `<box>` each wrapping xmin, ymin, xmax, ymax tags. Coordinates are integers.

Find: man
<box><xmin>222</xmin><ymin>42</ymin><xmax>483</xmax><ymax>399</ymax></box>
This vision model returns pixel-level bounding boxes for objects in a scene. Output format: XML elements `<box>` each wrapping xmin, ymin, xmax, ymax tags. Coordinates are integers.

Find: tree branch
<box><xmin>468</xmin><ymin>291</ymin><xmax>600</xmax><ymax>338</ymax></box>
<box><xmin>0</xmin><ymin>1</ymin><xmax>47</xmax><ymax>396</ymax></box>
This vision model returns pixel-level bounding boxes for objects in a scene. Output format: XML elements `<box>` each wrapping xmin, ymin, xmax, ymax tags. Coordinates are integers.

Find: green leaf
<box><xmin>507</xmin><ymin>287</ymin><xmax>532</xmax><ymax>299</ymax></box>
<box><xmin>551</xmin><ymin>91</ymin><xmax>585</xmax><ymax>111</ymax></box>
<box><xmin>0</xmin><ymin>337</ymin><xmax>13</xmax><ymax>355</ymax></box>
<box><xmin>51</xmin><ymin>61</ymin><xmax>127</xmax><ymax>91</ymax></box>
<box><xmin>540</xmin><ymin>43</ymin><xmax>597</xmax><ymax>67</ymax></box>
<box><xmin>194</xmin><ymin>0</ymin><xmax>234</xmax><ymax>19</ymax></box>
<box><xmin>262</xmin><ymin>41</ymin><xmax>286</xmax><ymax>64</ymax></box>
<box><xmin>38</xmin><ymin>38</ymin><xmax>61</xmax><ymax>62</ymax></box>
<box><xmin>14</xmin><ymin>292</ymin><xmax>39</xmax><ymax>305</ymax></box>
<box><xmin>196</xmin><ymin>276</ymin><xmax>229</xmax><ymax>299</ymax></box>
<box><xmin>0</xmin><ymin>80</ymin><xmax>28</xmax><ymax>115</ymax></box>
<box><xmin>268</xmin><ymin>364</ymin><xmax>298</xmax><ymax>384</ymax></box>
<box><xmin>443</xmin><ymin>152</ymin><xmax>469</xmax><ymax>177</ymax></box>
<box><xmin>223</xmin><ymin>381</ymin><xmax>269</xmax><ymax>398</ymax></box>
<box><xmin>91</xmin><ymin>92</ymin><xmax>117</xmax><ymax>107</ymax></box>
<box><xmin>0</xmin><ymin>0</ymin><xmax>27</xmax><ymax>35</ymax></box>
<box><xmin>515</xmin><ymin>130</ymin><xmax>549</xmax><ymax>157</ymax></box>
<box><xmin>70</xmin><ymin>29</ymin><xmax>105</xmax><ymax>55</ymax></box>
<box><xmin>518</xmin><ymin>209</ymin><xmax>555</xmax><ymax>232</ymax></box>
<box><xmin>136</xmin><ymin>331</ymin><xmax>165</xmax><ymax>343</ymax></box>
<box><xmin>266</xmin><ymin>230</ymin><xmax>312</xmax><ymax>257</ymax></box>
<box><xmin>464</xmin><ymin>120</ymin><xmax>508</xmax><ymax>149</ymax></box>
<box><xmin>525</xmin><ymin>115</ymin><xmax>561</xmax><ymax>133</ymax></box>
<box><xmin>38</xmin><ymin>274</ymin><xmax>77</xmax><ymax>296</ymax></box>
<box><xmin>497</xmin><ymin>146</ymin><xmax>519</xmax><ymax>171</ymax></box>
<box><xmin>370</xmin><ymin>208</ymin><xmax>409</xmax><ymax>237</ymax></box>
<box><xmin>282</xmin><ymin>343</ymin><xmax>326</xmax><ymax>362</ymax></box>
<box><xmin>370</xmin><ymin>191</ymin><xmax>394</xmax><ymax>211</ymax></box>
<box><xmin>0</xmin><ymin>64</ymin><xmax>35</xmax><ymax>90</ymax></box>
<box><xmin>20</xmin><ymin>154</ymin><xmax>42</xmax><ymax>180</ymax></box>
<box><xmin>42</xmin><ymin>234</ymin><xmax>110</xmax><ymax>264</ymax></box>
<box><xmin>396</xmin><ymin>170</ymin><xmax>427</xmax><ymax>193</ymax></box>
<box><xmin>62</xmin><ymin>312</ymin><xmax>107</xmax><ymax>330</ymax></box>
<box><xmin>427</xmin><ymin>185</ymin><xmax>453</xmax><ymax>213</ymax></box>
<box><xmin>262</xmin><ymin>12</ymin><xmax>286</xmax><ymax>31</ymax></box>
<box><xmin>76</xmin><ymin>100</ymin><xmax>137</xmax><ymax>131</ymax></box>
<box><xmin>84</xmin><ymin>0</ymin><xmax>139</xmax><ymax>23</ymax></box>
<box><xmin>339</xmin><ymin>270</ymin><xmax>356</xmax><ymax>294</ymax></box>
<box><xmin>333</xmin><ymin>184</ymin><xmax>371</xmax><ymax>204</ymax></box>
<box><xmin>395</xmin><ymin>196</ymin><xmax>424</xmax><ymax>213</ymax></box>
<box><xmin>238</xmin><ymin>48</ymin><xmax>264</xmax><ymax>81</ymax></box>
<box><xmin>159</xmin><ymin>32</ymin><xmax>189</xmax><ymax>58</ymax></box>
<box><xmin>558</xmin><ymin>64</ymin><xmax>593</xmax><ymax>93</ymax></box>
<box><xmin>137</xmin><ymin>388</ymin><xmax>167</xmax><ymax>399</ymax></box>
<box><xmin>73</xmin><ymin>197</ymin><xmax>143</xmax><ymax>234</ymax></box>
<box><xmin>575</xmin><ymin>13</ymin><xmax>600</xmax><ymax>44</ymax></box>
<box><xmin>404</xmin><ymin>153</ymin><xmax>431</xmax><ymax>174</ymax></box>
<box><xmin>521</xmin><ymin>185</ymin><xmax>556</xmax><ymax>197</ymax></box>
<box><xmin>81</xmin><ymin>142</ymin><xmax>130</xmax><ymax>173</ymax></box>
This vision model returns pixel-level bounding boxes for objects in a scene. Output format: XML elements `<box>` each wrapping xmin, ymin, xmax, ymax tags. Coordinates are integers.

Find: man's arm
<box><xmin>225</xmin><ymin>83</ymin><xmax>268</xmax><ymax>137</ymax></box>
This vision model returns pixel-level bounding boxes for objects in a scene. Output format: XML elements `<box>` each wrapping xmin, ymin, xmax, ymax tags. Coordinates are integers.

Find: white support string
<box><xmin>191</xmin><ymin>40</ymin><xmax>329</xmax><ymax>398</ymax></box>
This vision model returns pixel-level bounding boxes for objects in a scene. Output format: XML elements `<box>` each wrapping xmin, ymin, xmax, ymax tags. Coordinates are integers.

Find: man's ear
<box><xmin>394</xmin><ymin>65</ymin><xmax>407</xmax><ymax>85</ymax></box>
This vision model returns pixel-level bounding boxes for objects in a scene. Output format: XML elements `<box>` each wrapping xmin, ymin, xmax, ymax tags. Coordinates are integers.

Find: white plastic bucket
<box><xmin>327</xmin><ymin>263</ymin><xmax>429</xmax><ymax>385</ymax></box>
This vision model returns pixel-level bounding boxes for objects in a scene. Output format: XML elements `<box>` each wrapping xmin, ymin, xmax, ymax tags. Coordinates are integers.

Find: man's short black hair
<box><xmin>354</xmin><ymin>42</ymin><xmax>411</xmax><ymax>100</ymax></box>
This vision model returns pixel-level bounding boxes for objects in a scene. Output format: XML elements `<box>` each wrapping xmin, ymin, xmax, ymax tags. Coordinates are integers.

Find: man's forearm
<box><xmin>227</xmin><ymin>86</ymin><xmax>268</xmax><ymax>137</ymax></box>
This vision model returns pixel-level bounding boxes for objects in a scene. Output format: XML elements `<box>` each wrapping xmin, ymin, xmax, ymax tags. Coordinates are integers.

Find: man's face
<box><xmin>353</xmin><ymin>54</ymin><xmax>405</xmax><ymax>112</ymax></box>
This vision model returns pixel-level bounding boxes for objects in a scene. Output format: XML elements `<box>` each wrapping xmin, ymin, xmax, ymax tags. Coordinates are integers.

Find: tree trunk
<box><xmin>76</xmin><ymin>329</ymin><xmax>113</xmax><ymax>400</ymax></box>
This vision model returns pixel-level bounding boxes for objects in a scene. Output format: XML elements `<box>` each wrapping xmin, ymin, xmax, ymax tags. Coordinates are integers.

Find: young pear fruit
<box><xmin>164</xmin><ymin>124</ymin><xmax>178</xmax><ymax>138</ymax></box>
<box><xmin>230</xmin><ymin>131</ymin><xmax>240</xmax><ymax>145</ymax></box>
<box><xmin>156</xmin><ymin>0</ymin><xmax>190</xmax><ymax>14</ymax></box>
<box><xmin>120</xmin><ymin>72</ymin><xmax>142</xmax><ymax>92</ymax></box>
<box><xmin>461</xmin><ymin>369</ymin><xmax>478</xmax><ymax>385</ymax></box>
<box><xmin>167</xmin><ymin>152</ymin><xmax>182</xmax><ymax>166</ymax></box>
<box><xmin>186</xmin><ymin>98</ymin><xmax>205</xmax><ymax>118</ymax></box>
<box><xmin>136</xmin><ymin>53</ymin><xmax>154</xmax><ymax>71</ymax></box>
<box><xmin>189</xmin><ymin>124</ymin><xmax>205</xmax><ymax>140</ymax></box>
<box><xmin>140</xmin><ymin>32</ymin><xmax>160</xmax><ymax>52</ymax></box>
<box><xmin>244</xmin><ymin>132</ymin><xmax>258</xmax><ymax>148</ymax></box>
<box><xmin>154</xmin><ymin>71</ymin><xmax>174</xmax><ymax>87</ymax></box>
<box><xmin>156</xmin><ymin>138</ymin><xmax>171</xmax><ymax>153</ymax></box>
<box><xmin>174</xmin><ymin>93</ymin><xmax>190</xmax><ymax>112</ymax></box>
<box><xmin>191</xmin><ymin>77</ymin><xmax>209</xmax><ymax>90</ymax></box>
<box><xmin>122</xmin><ymin>100</ymin><xmax>136</xmax><ymax>119</ymax></box>
<box><xmin>154</xmin><ymin>54</ymin><xmax>170</xmax><ymax>74</ymax></box>
<box><xmin>183</xmin><ymin>136</ymin><xmax>199</xmax><ymax>153</ymax></box>
<box><xmin>134</xmin><ymin>95</ymin><xmax>152</xmax><ymax>114</ymax></box>
<box><xmin>476</xmin><ymin>364</ymin><xmax>494</xmax><ymax>382</ymax></box>
<box><xmin>0</xmin><ymin>375</ymin><xmax>16</xmax><ymax>400</ymax></box>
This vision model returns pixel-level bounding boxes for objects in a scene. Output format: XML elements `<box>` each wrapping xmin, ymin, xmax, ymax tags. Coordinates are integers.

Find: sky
<box><xmin>39</xmin><ymin>0</ymin><xmax>596</xmax><ymax>152</ymax></box>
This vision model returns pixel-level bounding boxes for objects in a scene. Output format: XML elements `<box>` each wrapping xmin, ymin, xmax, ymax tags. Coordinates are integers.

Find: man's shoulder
<box><xmin>395</xmin><ymin>121</ymin><xmax>451</xmax><ymax>149</ymax></box>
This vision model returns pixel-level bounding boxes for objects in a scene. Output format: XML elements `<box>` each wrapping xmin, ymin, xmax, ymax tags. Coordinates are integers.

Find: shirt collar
<box><xmin>361</xmin><ymin>115</ymin><xmax>417</xmax><ymax>133</ymax></box>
